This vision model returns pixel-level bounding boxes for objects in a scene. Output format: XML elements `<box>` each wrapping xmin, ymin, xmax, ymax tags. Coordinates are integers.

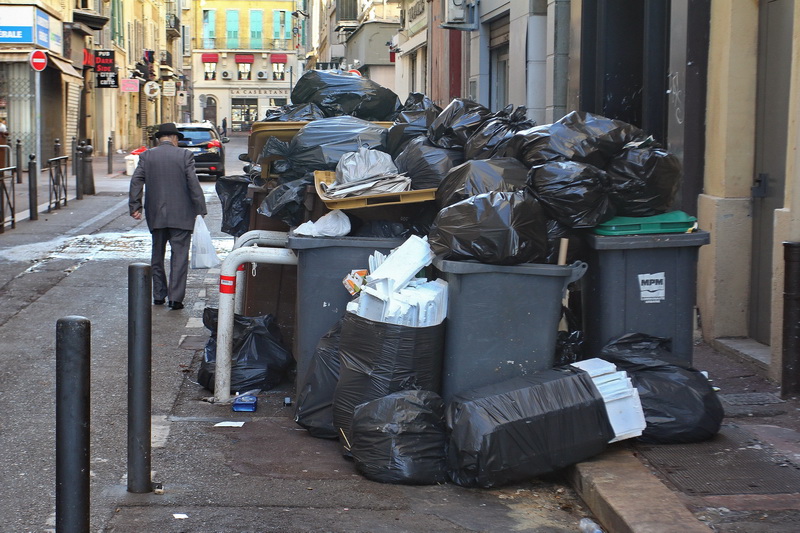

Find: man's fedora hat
<box><xmin>154</xmin><ymin>122</ymin><xmax>184</xmax><ymax>140</ymax></box>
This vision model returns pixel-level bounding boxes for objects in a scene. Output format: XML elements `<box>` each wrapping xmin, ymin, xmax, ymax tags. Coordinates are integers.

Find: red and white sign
<box><xmin>29</xmin><ymin>49</ymin><xmax>47</xmax><ymax>71</ymax></box>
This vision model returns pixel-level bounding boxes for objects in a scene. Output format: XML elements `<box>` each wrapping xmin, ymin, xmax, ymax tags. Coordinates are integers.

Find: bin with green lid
<box><xmin>580</xmin><ymin>228</ymin><xmax>710</xmax><ymax>363</ymax></box>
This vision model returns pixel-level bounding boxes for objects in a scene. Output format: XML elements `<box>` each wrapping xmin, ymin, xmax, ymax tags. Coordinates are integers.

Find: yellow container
<box><xmin>313</xmin><ymin>171</ymin><xmax>437</xmax><ymax>210</ymax></box>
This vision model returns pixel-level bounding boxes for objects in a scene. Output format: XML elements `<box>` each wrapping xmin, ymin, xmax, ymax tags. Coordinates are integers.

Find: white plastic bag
<box><xmin>335</xmin><ymin>145</ymin><xmax>397</xmax><ymax>184</ymax></box>
<box><xmin>191</xmin><ymin>215</ymin><xmax>221</xmax><ymax>269</ymax></box>
<box><xmin>293</xmin><ymin>209</ymin><xmax>351</xmax><ymax>237</ymax></box>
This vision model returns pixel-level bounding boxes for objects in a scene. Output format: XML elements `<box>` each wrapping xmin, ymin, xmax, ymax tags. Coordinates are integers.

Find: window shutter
<box><xmin>273</xmin><ymin>10</ymin><xmax>281</xmax><ymax>40</ymax></box>
<box><xmin>284</xmin><ymin>11</ymin><xmax>292</xmax><ymax>40</ymax></box>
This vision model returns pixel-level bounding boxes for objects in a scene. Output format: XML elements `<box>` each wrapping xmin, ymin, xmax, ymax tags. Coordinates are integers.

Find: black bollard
<box><xmin>54</xmin><ymin>138</ymin><xmax>61</xmax><ymax>158</ymax></box>
<box><xmin>81</xmin><ymin>142</ymin><xmax>95</xmax><ymax>195</ymax></box>
<box><xmin>56</xmin><ymin>316</ymin><xmax>91</xmax><ymax>533</ymax></box>
<box><xmin>28</xmin><ymin>154</ymin><xmax>37</xmax><ymax>221</ymax></box>
<box><xmin>75</xmin><ymin>141</ymin><xmax>84</xmax><ymax>200</ymax></box>
<box><xmin>782</xmin><ymin>242</ymin><xmax>800</xmax><ymax>397</ymax></box>
<box><xmin>107</xmin><ymin>136</ymin><xmax>113</xmax><ymax>174</ymax></box>
<box><xmin>128</xmin><ymin>263</ymin><xmax>153</xmax><ymax>493</ymax></box>
<box><xmin>71</xmin><ymin>136</ymin><xmax>77</xmax><ymax>176</ymax></box>
<box><xmin>15</xmin><ymin>139</ymin><xmax>22</xmax><ymax>184</ymax></box>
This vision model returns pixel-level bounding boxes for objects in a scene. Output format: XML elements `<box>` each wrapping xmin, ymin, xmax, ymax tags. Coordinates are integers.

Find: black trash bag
<box><xmin>332</xmin><ymin>312</ymin><xmax>445</xmax><ymax>451</ymax></box>
<box><xmin>436</xmin><ymin>158</ymin><xmax>529</xmax><ymax>209</ymax></box>
<box><xmin>528</xmin><ymin>161</ymin><xmax>616</xmax><ymax>229</ymax></box>
<box><xmin>501</xmin><ymin>111</ymin><xmax>648</xmax><ymax>168</ymax></box>
<box><xmin>394</xmin><ymin>136</ymin><xmax>465</xmax><ymax>190</ymax></box>
<box><xmin>544</xmin><ymin>219</ymin><xmax>588</xmax><ymax>265</ymax></box>
<box><xmin>400</xmin><ymin>92</ymin><xmax>440</xmax><ymax>112</ymax></box>
<box><xmin>429</xmin><ymin>190</ymin><xmax>548</xmax><ymax>265</ymax></box>
<box><xmin>386</xmin><ymin>108</ymin><xmax>440</xmax><ymax>159</ymax></box>
<box><xmin>257</xmin><ymin>173</ymin><xmax>315</xmax><ymax>227</ymax></box>
<box><xmin>446</xmin><ymin>368</ymin><xmax>615</xmax><ymax>488</ymax></box>
<box><xmin>290</xmin><ymin>70</ymin><xmax>402</xmax><ymax>121</ymax></box>
<box><xmin>428</xmin><ymin>98</ymin><xmax>494</xmax><ymax>149</ymax></box>
<box><xmin>351</xmin><ymin>390</ymin><xmax>448</xmax><ymax>485</ymax></box>
<box><xmin>294</xmin><ymin>322</ymin><xmax>342</xmax><ymax>439</ymax></box>
<box><xmin>215</xmin><ymin>175</ymin><xmax>252</xmax><ymax>238</ymax></box>
<box><xmin>599</xmin><ymin>333</ymin><xmax>724</xmax><ymax>444</ymax></box>
<box><xmin>198</xmin><ymin>307</ymin><xmax>293</xmax><ymax>394</ymax></box>
<box><xmin>607</xmin><ymin>146</ymin><xmax>682</xmax><ymax>216</ymax></box>
<box><xmin>259</xmin><ymin>117</ymin><xmax>388</xmax><ymax>178</ymax></box>
<box><xmin>464</xmin><ymin>106</ymin><xmax>537</xmax><ymax>160</ymax></box>
<box><xmin>262</xmin><ymin>103</ymin><xmax>327</xmax><ymax>122</ymax></box>
<box><xmin>554</xmin><ymin>307</ymin><xmax>584</xmax><ymax>366</ymax></box>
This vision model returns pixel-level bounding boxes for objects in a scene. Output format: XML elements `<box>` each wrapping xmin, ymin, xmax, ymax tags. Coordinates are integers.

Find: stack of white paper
<box><xmin>351</xmin><ymin>236</ymin><xmax>447</xmax><ymax>327</ymax></box>
<box><xmin>571</xmin><ymin>358</ymin><xmax>647</xmax><ymax>443</ymax></box>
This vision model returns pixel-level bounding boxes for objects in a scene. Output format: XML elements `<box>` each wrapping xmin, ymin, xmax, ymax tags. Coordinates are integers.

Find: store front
<box><xmin>231</xmin><ymin>98</ymin><xmax>258</xmax><ymax>131</ymax></box>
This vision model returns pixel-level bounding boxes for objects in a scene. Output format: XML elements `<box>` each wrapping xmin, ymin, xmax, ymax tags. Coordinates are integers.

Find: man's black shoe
<box><xmin>154</xmin><ymin>299</ymin><xmax>166</xmax><ymax>305</ymax></box>
<box><xmin>168</xmin><ymin>301</ymin><xmax>184</xmax><ymax>310</ymax></box>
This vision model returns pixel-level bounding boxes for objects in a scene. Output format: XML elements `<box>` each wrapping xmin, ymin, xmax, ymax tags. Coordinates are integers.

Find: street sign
<box><xmin>29</xmin><ymin>49</ymin><xmax>47</xmax><ymax>71</ymax></box>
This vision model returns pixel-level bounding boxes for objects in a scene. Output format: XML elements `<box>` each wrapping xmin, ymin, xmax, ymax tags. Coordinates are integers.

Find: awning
<box><xmin>201</xmin><ymin>53</ymin><xmax>219</xmax><ymax>63</ymax></box>
<box><xmin>235</xmin><ymin>54</ymin><xmax>254</xmax><ymax>64</ymax></box>
<box><xmin>49</xmin><ymin>56</ymin><xmax>83</xmax><ymax>80</ymax></box>
<box><xmin>270</xmin><ymin>53</ymin><xmax>287</xmax><ymax>64</ymax></box>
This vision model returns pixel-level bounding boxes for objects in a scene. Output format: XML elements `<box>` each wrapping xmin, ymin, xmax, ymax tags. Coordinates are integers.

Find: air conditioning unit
<box><xmin>442</xmin><ymin>0</ymin><xmax>478</xmax><ymax>31</ymax></box>
<box><xmin>221</xmin><ymin>70</ymin><xmax>231</xmax><ymax>79</ymax></box>
<box><xmin>257</xmin><ymin>71</ymin><xmax>268</xmax><ymax>80</ymax></box>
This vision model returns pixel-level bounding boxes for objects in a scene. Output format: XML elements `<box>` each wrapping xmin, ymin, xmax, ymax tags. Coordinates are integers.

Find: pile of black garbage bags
<box><xmin>241</xmin><ymin>70</ymin><xmax>681</xmax><ymax>267</ymax></box>
<box><xmin>294</xmin><ymin>314</ymin><xmax>722</xmax><ymax>488</ymax></box>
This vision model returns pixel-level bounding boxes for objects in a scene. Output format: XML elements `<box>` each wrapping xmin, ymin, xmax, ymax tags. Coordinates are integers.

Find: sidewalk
<box><xmin>1</xmin><ymin>161</ymin><xmax>799</xmax><ymax>532</ymax></box>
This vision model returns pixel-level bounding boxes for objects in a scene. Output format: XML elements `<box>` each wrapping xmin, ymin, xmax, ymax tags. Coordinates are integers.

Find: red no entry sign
<box><xmin>30</xmin><ymin>50</ymin><xmax>48</xmax><ymax>72</ymax></box>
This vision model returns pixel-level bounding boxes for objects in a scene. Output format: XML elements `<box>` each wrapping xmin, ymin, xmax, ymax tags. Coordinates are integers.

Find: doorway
<box><xmin>203</xmin><ymin>95</ymin><xmax>218</xmax><ymax>126</ymax></box>
<box><xmin>750</xmin><ymin>0</ymin><xmax>794</xmax><ymax>343</ymax></box>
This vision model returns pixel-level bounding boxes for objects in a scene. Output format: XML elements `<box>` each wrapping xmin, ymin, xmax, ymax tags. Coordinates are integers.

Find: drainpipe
<box><xmin>782</xmin><ymin>242</ymin><xmax>800</xmax><ymax>397</ymax></box>
<box><xmin>231</xmin><ymin>230</ymin><xmax>290</xmax><ymax>314</ymax></box>
<box><xmin>214</xmin><ymin>246</ymin><xmax>298</xmax><ymax>403</ymax></box>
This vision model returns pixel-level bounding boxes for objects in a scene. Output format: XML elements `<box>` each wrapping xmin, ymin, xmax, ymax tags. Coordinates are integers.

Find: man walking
<box><xmin>221</xmin><ymin>117</ymin><xmax>227</xmax><ymax>136</ymax></box>
<box><xmin>129</xmin><ymin>123</ymin><xmax>207</xmax><ymax>310</ymax></box>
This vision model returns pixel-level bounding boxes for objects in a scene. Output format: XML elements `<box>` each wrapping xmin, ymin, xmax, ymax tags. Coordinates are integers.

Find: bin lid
<box><xmin>593</xmin><ymin>211</ymin><xmax>696</xmax><ymax>236</ymax></box>
<box><xmin>584</xmin><ymin>229</ymin><xmax>710</xmax><ymax>250</ymax></box>
<box><xmin>287</xmin><ymin>234</ymin><xmax>405</xmax><ymax>250</ymax></box>
<box><xmin>433</xmin><ymin>257</ymin><xmax>587</xmax><ymax>279</ymax></box>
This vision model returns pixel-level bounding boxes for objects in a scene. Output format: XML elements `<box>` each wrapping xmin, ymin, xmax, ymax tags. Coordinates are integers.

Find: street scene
<box><xmin>2</xmin><ymin>1</ymin><xmax>800</xmax><ymax>533</ymax></box>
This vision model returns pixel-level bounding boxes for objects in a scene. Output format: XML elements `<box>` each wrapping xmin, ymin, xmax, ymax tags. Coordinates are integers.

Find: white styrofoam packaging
<box><xmin>604</xmin><ymin>388</ymin><xmax>647</xmax><ymax>443</ymax></box>
<box><xmin>366</xmin><ymin>235</ymin><xmax>434</xmax><ymax>296</ymax></box>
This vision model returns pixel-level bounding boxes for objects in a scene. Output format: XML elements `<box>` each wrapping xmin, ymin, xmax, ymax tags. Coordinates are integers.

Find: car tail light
<box><xmin>207</xmin><ymin>139</ymin><xmax>222</xmax><ymax>148</ymax></box>
<box><xmin>209</xmin><ymin>166</ymin><xmax>218</xmax><ymax>171</ymax></box>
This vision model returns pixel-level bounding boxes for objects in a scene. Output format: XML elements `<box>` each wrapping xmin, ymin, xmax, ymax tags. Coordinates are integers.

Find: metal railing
<box><xmin>48</xmin><ymin>156</ymin><xmax>69</xmax><ymax>212</ymax></box>
<box><xmin>0</xmin><ymin>144</ymin><xmax>15</xmax><ymax>233</ymax></box>
<box><xmin>201</xmin><ymin>38</ymin><xmax>293</xmax><ymax>51</ymax></box>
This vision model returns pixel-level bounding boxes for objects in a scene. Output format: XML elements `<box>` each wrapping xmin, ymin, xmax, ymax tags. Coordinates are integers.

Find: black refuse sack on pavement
<box><xmin>215</xmin><ymin>175</ymin><xmax>251</xmax><ymax>238</ymax></box>
<box><xmin>294</xmin><ymin>322</ymin><xmax>342</xmax><ymax>439</ymax></box>
<box><xmin>351</xmin><ymin>390</ymin><xmax>448</xmax><ymax>485</ymax></box>
<box><xmin>428</xmin><ymin>98</ymin><xmax>493</xmax><ymax>149</ymax></box>
<box><xmin>394</xmin><ymin>136</ymin><xmax>465</xmax><ymax>190</ymax></box>
<box><xmin>528</xmin><ymin>160</ymin><xmax>616</xmax><ymax>229</ymax></box>
<box><xmin>501</xmin><ymin>111</ymin><xmax>647</xmax><ymax>168</ymax></box>
<box><xmin>332</xmin><ymin>312</ymin><xmax>445</xmax><ymax>451</ymax></box>
<box><xmin>607</xmin><ymin>145</ymin><xmax>682</xmax><ymax>216</ymax></box>
<box><xmin>257</xmin><ymin>173</ymin><xmax>315</xmax><ymax>227</ymax></box>
<box><xmin>463</xmin><ymin>105</ymin><xmax>536</xmax><ymax>160</ymax></box>
<box><xmin>198</xmin><ymin>308</ymin><xmax>293</xmax><ymax>394</ymax></box>
<box><xmin>259</xmin><ymin>117</ymin><xmax>388</xmax><ymax>178</ymax></box>
<box><xmin>290</xmin><ymin>70</ymin><xmax>402</xmax><ymax>121</ymax></box>
<box><xmin>436</xmin><ymin>158</ymin><xmax>529</xmax><ymax>208</ymax></box>
<box><xmin>446</xmin><ymin>368</ymin><xmax>614</xmax><ymax>488</ymax></box>
<box><xmin>599</xmin><ymin>333</ymin><xmax>724</xmax><ymax>444</ymax></box>
<box><xmin>429</xmin><ymin>190</ymin><xmax>548</xmax><ymax>265</ymax></box>
<box><xmin>262</xmin><ymin>103</ymin><xmax>327</xmax><ymax>122</ymax></box>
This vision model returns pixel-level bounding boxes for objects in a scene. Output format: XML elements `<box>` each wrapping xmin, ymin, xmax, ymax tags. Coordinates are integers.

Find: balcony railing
<box><xmin>166</xmin><ymin>13</ymin><xmax>181</xmax><ymax>39</ymax></box>
<box><xmin>201</xmin><ymin>38</ymin><xmax>293</xmax><ymax>51</ymax></box>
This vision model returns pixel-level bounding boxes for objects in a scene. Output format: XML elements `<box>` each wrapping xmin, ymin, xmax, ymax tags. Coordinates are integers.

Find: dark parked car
<box><xmin>148</xmin><ymin>121</ymin><xmax>229</xmax><ymax>178</ymax></box>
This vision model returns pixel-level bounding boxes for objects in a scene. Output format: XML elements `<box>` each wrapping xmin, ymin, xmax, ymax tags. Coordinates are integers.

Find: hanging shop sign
<box><xmin>94</xmin><ymin>50</ymin><xmax>118</xmax><ymax>88</ymax></box>
<box><xmin>120</xmin><ymin>78</ymin><xmax>140</xmax><ymax>93</ymax></box>
<box><xmin>162</xmin><ymin>81</ymin><xmax>176</xmax><ymax>97</ymax></box>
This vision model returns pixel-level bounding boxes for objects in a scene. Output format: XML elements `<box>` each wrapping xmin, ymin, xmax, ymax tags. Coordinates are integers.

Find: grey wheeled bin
<box><xmin>287</xmin><ymin>234</ymin><xmax>404</xmax><ymax>388</ymax></box>
<box><xmin>433</xmin><ymin>258</ymin><xmax>588</xmax><ymax>401</ymax></box>
<box><xmin>580</xmin><ymin>231</ymin><xmax>710</xmax><ymax>363</ymax></box>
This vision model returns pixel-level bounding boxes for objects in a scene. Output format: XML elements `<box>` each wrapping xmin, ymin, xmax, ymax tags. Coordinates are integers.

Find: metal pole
<box><xmin>35</xmin><ymin>69</ymin><xmax>41</xmax><ymax>179</ymax></box>
<box><xmin>15</xmin><ymin>139</ymin><xmax>22</xmax><ymax>184</ymax></box>
<box><xmin>54</xmin><ymin>138</ymin><xmax>61</xmax><ymax>158</ymax></box>
<box><xmin>782</xmin><ymin>242</ymin><xmax>800</xmax><ymax>397</ymax></box>
<box><xmin>75</xmin><ymin>141</ymin><xmax>84</xmax><ymax>200</ymax></box>
<box><xmin>128</xmin><ymin>263</ymin><xmax>153</xmax><ymax>493</ymax></box>
<box><xmin>28</xmin><ymin>154</ymin><xmax>38</xmax><ymax>221</ymax></box>
<box><xmin>55</xmin><ymin>316</ymin><xmax>91</xmax><ymax>533</ymax></box>
<box><xmin>107</xmin><ymin>136</ymin><xmax>113</xmax><ymax>174</ymax></box>
<box><xmin>71</xmin><ymin>136</ymin><xmax>77</xmax><ymax>176</ymax></box>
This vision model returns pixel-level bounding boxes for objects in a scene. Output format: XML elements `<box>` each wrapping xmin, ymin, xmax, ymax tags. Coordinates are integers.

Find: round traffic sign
<box><xmin>30</xmin><ymin>50</ymin><xmax>48</xmax><ymax>72</ymax></box>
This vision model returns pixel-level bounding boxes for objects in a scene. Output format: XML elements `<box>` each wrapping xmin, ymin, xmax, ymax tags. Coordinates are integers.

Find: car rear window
<box><xmin>180</xmin><ymin>128</ymin><xmax>215</xmax><ymax>144</ymax></box>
